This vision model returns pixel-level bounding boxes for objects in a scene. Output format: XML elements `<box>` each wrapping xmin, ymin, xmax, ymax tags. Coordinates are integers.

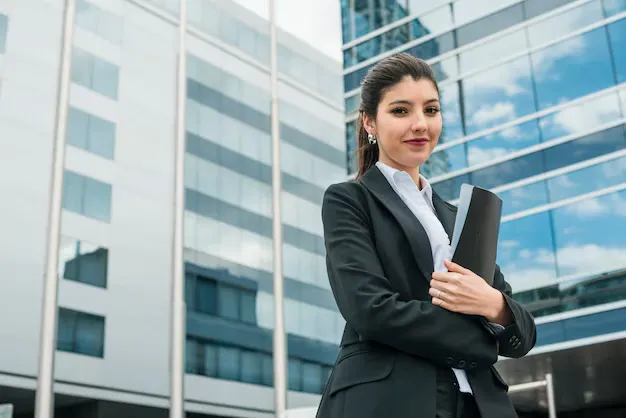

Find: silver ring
<box><xmin>437</xmin><ymin>289</ymin><xmax>442</xmax><ymax>299</ymax></box>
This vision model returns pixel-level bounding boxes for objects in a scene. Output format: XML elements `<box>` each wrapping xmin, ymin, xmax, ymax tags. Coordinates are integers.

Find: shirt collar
<box><xmin>375</xmin><ymin>161</ymin><xmax>433</xmax><ymax>204</ymax></box>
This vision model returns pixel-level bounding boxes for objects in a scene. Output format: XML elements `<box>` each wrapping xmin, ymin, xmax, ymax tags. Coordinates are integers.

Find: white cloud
<box><xmin>471</xmin><ymin>102</ymin><xmax>516</xmax><ymax>126</ymax></box>
<box><xmin>502</xmin><ymin>244</ymin><xmax>626</xmax><ymax>293</ymax></box>
<box><xmin>467</xmin><ymin>146</ymin><xmax>509</xmax><ymax>166</ymax></box>
<box><xmin>555</xmin><ymin>244</ymin><xmax>626</xmax><ymax>277</ymax></box>
<box><xmin>545</xmin><ymin>93</ymin><xmax>621</xmax><ymax>136</ymax></box>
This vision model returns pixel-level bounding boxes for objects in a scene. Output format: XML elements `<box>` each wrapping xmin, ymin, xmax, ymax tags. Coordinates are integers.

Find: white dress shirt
<box><xmin>375</xmin><ymin>161</ymin><xmax>474</xmax><ymax>394</ymax></box>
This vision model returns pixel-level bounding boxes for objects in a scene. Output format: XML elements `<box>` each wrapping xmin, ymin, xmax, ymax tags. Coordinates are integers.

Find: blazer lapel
<box><xmin>359</xmin><ymin>167</ymin><xmax>434</xmax><ymax>282</ymax></box>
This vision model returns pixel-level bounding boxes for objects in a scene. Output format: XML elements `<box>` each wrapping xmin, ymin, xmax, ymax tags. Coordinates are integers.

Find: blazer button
<box><xmin>469</xmin><ymin>362</ymin><xmax>477</xmax><ymax>369</ymax></box>
<box><xmin>446</xmin><ymin>357</ymin><xmax>454</xmax><ymax>365</ymax></box>
<box><xmin>458</xmin><ymin>360</ymin><xmax>466</xmax><ymax>368</ymax></box>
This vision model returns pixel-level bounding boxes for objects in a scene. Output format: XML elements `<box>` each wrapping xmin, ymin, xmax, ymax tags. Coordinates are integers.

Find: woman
<box><xmin>317</xmin><ymin>53</ymin><xmax>536</xmax><ymax>418</ymax></box>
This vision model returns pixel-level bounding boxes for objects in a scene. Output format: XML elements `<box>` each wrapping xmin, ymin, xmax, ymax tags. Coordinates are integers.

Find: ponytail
<box><xmin>355</xmin><ymin>112</ymin><xmax>379</xmax><ymax>179</ymax></box>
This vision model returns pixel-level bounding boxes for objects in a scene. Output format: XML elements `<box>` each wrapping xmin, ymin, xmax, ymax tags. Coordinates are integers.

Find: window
<box><xmin>608</xmin><ymin>18</ymin><xmax>626</xmax><ymax>83</ymax></box>
<box><xmin>432</xmin><ymin>124</ymin><xmax>626</xmax><ymax>200</ymax></box>
<box><xmin>59</xmin><ymin>236</ymin><xmax>108</xmax><ymax>288</ymax></box>
<box><xmin>57</xmin><ymin>308</ymin><xmax>105</xmax><ymax>357</ymax></box>
<box><xmin>67</xmin><ymin>107</ymin><xmax>116</xmax><ymax>159</ymax></box>
<box><xmin>0</xmin><ymin>13</ymin><xmax>7</xmax><ymax>53</ymax></box>
<box><xmin>531</xmin><ymin>28</ymin><xmax>615</xmax><ymax>110</ymax></box>
<box><xmin>186</xmin><ymin>338</ymin><xmax>331</xmax><ymax>393</ymax></box>
<box><xmin>186</xmin><ymin>273</ymin><xmax>258</xmax><ymax>325</ymax></box>
<box><xmin>71</xmin><ymin>48</ymin><xmax>119</xmax><ymax>99</ymax></box>
<box><xmin>456</xmin><ymin>3</ymin><xmax>524</xmax><ymax>47</ymax></box>
<box><xmin>62</xmin><ymin>170</ymin><xmax>112</xmax><ymax>222</ymax></box>
<box><xmin>75</xmin><ymin>0</ymin><xmax>124</xmax><ymax>44</ymax></box>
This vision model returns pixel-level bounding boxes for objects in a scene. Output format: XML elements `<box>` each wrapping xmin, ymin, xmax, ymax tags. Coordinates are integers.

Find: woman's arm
<box><xmin>428</xmin><ymin>254</ymin><xmax>537</xmax><ymax>359</ymax></box>
<box><xmin>322</xmin><ymin>183</ymin><xmax>498</xmax><ymax>371</ymax></box>
<box><xmin>486</xmin><ymin>265</ymin><xmax>537</xmax><ymax>358</ymax></box>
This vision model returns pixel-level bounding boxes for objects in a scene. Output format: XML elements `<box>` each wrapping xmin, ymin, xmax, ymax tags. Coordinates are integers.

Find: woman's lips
<box><xmin>405</xmin><ymin>138</ymin><xmax>429</xmax><ymax>146</ymax></box>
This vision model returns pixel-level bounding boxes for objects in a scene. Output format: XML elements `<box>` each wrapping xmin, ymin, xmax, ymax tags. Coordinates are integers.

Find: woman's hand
<box><xmin>429</xmin><ymin>259</ymin><xmax>512</xmax><ymax>325</ymax></box>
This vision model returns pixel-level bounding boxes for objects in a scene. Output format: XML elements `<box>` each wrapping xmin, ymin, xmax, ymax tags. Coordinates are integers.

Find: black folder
<box><xmin>449</xmin><ymin>184</ymin><xmax>503</xmax><ymax>286</ymax></box>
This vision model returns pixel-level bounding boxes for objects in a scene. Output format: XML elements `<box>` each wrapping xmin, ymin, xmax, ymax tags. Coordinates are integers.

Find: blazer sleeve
<box><xmin>322</xmin><ymin>183</ymin><xmax>498</xmax><ymax>370</ymax></box>
<box><xmin>484</xmin><ymin>266</ymin><xmax>537</xmax><ymax>358</ymax></box>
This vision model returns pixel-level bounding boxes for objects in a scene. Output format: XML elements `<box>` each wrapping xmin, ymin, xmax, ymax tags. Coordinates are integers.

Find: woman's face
<box><xmin>364</xmin><ymin>76</ymin><xmax>442</xmax><ymax>172</ymax></box>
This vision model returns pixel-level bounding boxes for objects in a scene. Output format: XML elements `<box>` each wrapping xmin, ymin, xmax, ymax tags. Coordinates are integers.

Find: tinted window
<box><xmin>57</xmin><ymin>308</ymin><xmax>105</xmax><ymax>357</ymax></box>
<box><xmin>544</xmin><ymin>125</ymin><xmax>626</xmax><ymax>171</ymax></box>
<box><xmin>405</xmin><ymin>31</ymin><xmax>456</xmax><ymax>62</ymax></box>
<box><xmin>531</xmin><ymin>28</ymin><xmax>615</xmax><ymax>110</ymax></box>
<box><xmin>603</xmin><ymin>0</ymin><xmax>626</xmax><ymax>16</ymax></box>
<box><xmin>526</xmin><ymin>1</ymin><xmax>604</xmax><ymax>47</ymax></box>
<box><xmin>71</xmin><ymin>49</ymin><xmax>119</xmax><ymax>100</ymax></box>
<box><xmin>525</xmin><ymin>0</ymin><xmax>577</xmax><ymax>19</ymax></box>
<box><xmin>432</xmin><ymin>125</ymin><xmax>626</xmax><ymax>200</ymax></box>
<box><xmin>67</xmin><ymin>107</ymin><xmax>116</xmax><ymax>159</ymax></box>
<box><xmin>498</xmin><ymin>211</ymin><xmax>558</xmax><ymax>293</ymax></box>
<box><xmin>75</xmin><ymin>0</ymin><xmax>124</xmax><ymax>44</ymax></box>
<box><xmin>608</xmin><ymin>19</ymin><xmax>626</xmax><ymax>83</ymax></box>
<box><xmin>432</xmin><ymin>173</ymin><xmax>469</xmax><ymax>201</ymax></box>
<box><xmin>440</xmin><ymin>82</ymin><xmax>465</xmax><ymax>143</ymax></box>
<box><xmin>424</xmin><ymin>143</ymin><xmax>468</xmax><ymax>177</ymax></box>
<box><xmin>462</xmin><ymin>55</ymin><xmax>536</xmax><ymax>135</ymax></box>
<box><xmin>0</xmin><ymin>14</ymin><xmax>7</xmax><ymax>53</ymax></box>
<box><xmin>468</xmin><ymin>120</ymin><xmax>541</xmax><ymax>167</ymax></box>
<box><xmin>456</xmin><ymin>3</ymin><xmax>524</xmax><ymax>47</ymax></box>
<box><xmin>552</xmin><ymin>189</ymin><xmax>626</xmax><ymax>278</ymax></box>
<box><xmin>62</xmin><ymin>170</ymin><xmax>112</xmax><ymax>222</ymax></box>
<box><xmin>59</xmin><ymin>236</ymin><xmax>108</xmax><ymax>288</ymax></box>
<box><xmin>471</xmin><ymin>148</ymin><xmax>545</xmax><ymax>189</ymax></box>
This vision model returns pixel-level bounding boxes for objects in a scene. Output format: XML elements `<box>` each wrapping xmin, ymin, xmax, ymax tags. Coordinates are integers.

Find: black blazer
<box><xmin>316</xmin><ymin>167</ymin><xmax>536</xmax><ymax>418</ymax></box>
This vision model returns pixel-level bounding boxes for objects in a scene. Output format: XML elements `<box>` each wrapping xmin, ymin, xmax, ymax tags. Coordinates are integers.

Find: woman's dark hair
<box><xmin>354</xmin><ymin>53</ymin><xmax>439</xmax><ymax>179</ymax></box>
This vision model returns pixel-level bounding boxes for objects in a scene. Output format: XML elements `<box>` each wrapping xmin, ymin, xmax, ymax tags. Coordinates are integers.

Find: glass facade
<box><xmin>341</xmin><ymin>0</ymin><xmax>626</xmax><ymax>350</ymax></box>
<box><xmin>0</xmin><ymin>0</ymin><xmax>344</xmax><ymax>416</ymax></box>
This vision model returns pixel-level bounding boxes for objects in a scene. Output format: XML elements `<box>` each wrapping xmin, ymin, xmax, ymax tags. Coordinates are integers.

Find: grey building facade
<box><xmin>0</xmin><ymin>0</ymin><xmax>345</xmax><ymax>417</ymax></box>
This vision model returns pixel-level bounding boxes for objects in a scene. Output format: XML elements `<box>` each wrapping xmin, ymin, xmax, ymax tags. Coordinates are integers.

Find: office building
<box><xmin>341</xmin><ymin>0</ymin><xmax>626</xmax><ymax>416</ymax></box>
<box><xmin>0</xmin><ymin>0</ymin><xmax>345</xmax><ymax>416</ymax></box>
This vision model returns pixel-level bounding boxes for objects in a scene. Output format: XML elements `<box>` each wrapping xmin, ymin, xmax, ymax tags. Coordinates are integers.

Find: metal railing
<box><xmin>508</xmin><ymin>373</ymin><xmax>557</xmax><ymax>418</ymax></box>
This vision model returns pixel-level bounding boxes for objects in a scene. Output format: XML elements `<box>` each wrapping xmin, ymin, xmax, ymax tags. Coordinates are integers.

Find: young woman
<box><xmin>318</xmin><ymin>53</ymin><xmax>536</xmax><ymax>418</ymax></box>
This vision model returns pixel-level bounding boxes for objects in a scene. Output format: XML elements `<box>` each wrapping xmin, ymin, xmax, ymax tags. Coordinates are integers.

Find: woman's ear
<box><xmin>363</xmin><ymin>113</ymin><xmax>376</xmax><ymax>136</ymax></box>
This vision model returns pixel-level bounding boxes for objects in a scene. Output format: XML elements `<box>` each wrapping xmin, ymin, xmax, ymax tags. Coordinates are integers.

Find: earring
<box><xmin>368</xmin><ymin>133</ymin><xmax>377</xmax><ymax>144</ymax></box>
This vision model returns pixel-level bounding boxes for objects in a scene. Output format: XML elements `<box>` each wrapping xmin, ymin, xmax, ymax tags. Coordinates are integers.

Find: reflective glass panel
<box><xmin>608</xmin><ymin>19</ymin><xmax>626</xmax><ymax>83</ymax></box>
<box><xmin>440</xmin><ymin>82</ymin><xmax>464</xmax><ymax>143</ymax></box>
<box><xmin>453</xmin><ymin>0</ymin><xmax>521</xmax><ymax>26</ymax></box>
<box><xmin>544</xmin><ymin>125</ymin><xmax>626</xmax><ymax>171</ymax></box>
<box><xmin>552</xmin><ymin>189</ymin><xmax>626</xmax><ymax>279</ymax></box>
<box><xmin>498</xmin><ymin>211</ymin><xmax>558</xmax><ymax>293</ymax></box>
<box><xmin>539</xmin><ymin>91</ymin><xmax>622</xmax><ymax>142</ymax></box>
<box><xmin>424</xmin><ymin>144</ymin><xmax>468</xmax><ymax>177</ymax></box>
<box><xmin>547</xmin><ymin>155</ymin><xmax>626</xmax><ymax>202</ymax></box>
<box><xmin>467</xmin><ymin>120</ymin><xmax>541</xmax><ymax>167</ymax></box>
<box><xmin>0</xmin><ymin>14</ymin><xmax>7</xmax><ymax>53</ymax></box>
<box><xmin>525</xmin><ymin>0</ymin><xmax>575</xmax><ymax>19</ymax></box>
<box><xmin>460</xmin><ymin>29</ymin><xmax>527</xmax><ymax>74</ymax></box>
<box><xmin>527</xmin><ymin>1</ymin><xmax>604</xmax><ymax>47</ymax></box>
<box><xmin>603</xmin><ymin>0</ymin><xmax>626</xmax><ymax>16</ymax></box>
<box><xmin>498</xmin><ymin>181</ymin><xmax>549</xmax><ymax>216</ymax></box>
<box><xmin>456</xmin><ymin>3</ymin><xmax>524</xmax><ymax>47</ymax></box>
<box><xmin>471</xmin><ymin>148</ymin><xmax>545</xmax><ymax>189</ymax></box>
<box><xmin>462</xmin><ymin>56</ymin><xmax>537</xmax><ymax>135</ymax></box>
<box><xmin>531</xmin><ymin>28</ymin><xmax>615</xmax><ymax>110</ymax></box>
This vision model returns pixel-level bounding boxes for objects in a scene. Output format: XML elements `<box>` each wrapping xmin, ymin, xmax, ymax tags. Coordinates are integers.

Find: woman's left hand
<box><xmin>430</xmin><ymin>259</ymin><xmax>510</xmax><ymax>324</ymax></box>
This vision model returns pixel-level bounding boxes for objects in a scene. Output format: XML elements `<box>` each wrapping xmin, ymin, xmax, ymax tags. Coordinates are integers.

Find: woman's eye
<box><xmin>391</xmin><ymin>108</ymin><xmax>407</xmax><ymax>114</ymax></box>
<box><xmin>426</xmin><ymin>107</ymin><xmax>441</xmax><ymax>115</ymax></box>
